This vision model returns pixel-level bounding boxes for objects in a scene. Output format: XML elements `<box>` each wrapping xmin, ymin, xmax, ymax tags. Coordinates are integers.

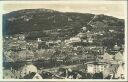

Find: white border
<box><xmin>0</xmin><ymin>1</ymin><xmax>4</xmax><ymax>80</ymax></box>
<box><xmin>0</xmin><ymin>0</ymin><xmax>127</xmax><ymax>81</ymax></box>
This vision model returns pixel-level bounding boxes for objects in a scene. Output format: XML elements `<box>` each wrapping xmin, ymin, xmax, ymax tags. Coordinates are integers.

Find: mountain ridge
<box><xmin>3</xmin><ymin>8</ymin><xmax>124</xmax><ymax>45</ymax></box>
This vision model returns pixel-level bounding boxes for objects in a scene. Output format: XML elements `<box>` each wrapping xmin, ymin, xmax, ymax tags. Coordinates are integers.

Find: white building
<box><xmin>37</xmin><ymin>38</ymin><xmax>42</xmax><ymax>42</ymax></box>
<box><xmin>76</xmin><ymin>33</ymin><xmax>86</xmax><ymax>37</ymax></box>
<box><xmin>115</xmin><ymin>64</ymin><xmax>125</xmax><ymax>79</ymax></box>
<box><xmin>32</xmin><ymin>73</ymin><xmax>42</xmax><ymax>79</ymax></box>
<box><xmin>81</xmin><ymin>27</ymin><xmax>87</xmax><ymax>31</ymax></box>
<box><xmin>109</xmin><ymin>29</ymin><xmax>114</xmax><ymax>32</ymax></box>
<box><xmin>69</xmin><ymin>37</ymin><xmax>81</xmax><ymax>43</ymax></box>
<box><xmin>87</xmin><ymin>37</ymin><xmax>93</xmax><ymax>43</ymax></box>
<box><xmin>18</xmin><ymin>34</ymin><xmax>25</xmax><ymax>40</ymax></box>
<box><xmin>65</xmin><ymin>37</ymin><xmax>81</xmax><ymax>44</ymax></box>
<box><xmin>103</xmin><ymin>63</ymin><xmax>125</xmax><ymax>79</ymax></box>
<box><xmin>21</xmin><ymin>64</ymin><xmax>38</xmax><ymax>77</ymax></box>
<box><xmin>103</xmin><ymin>52</ymin><xmax>113</xmax><ymax>63</ymax></box>
<box><xmin>114</xmin><ymin>51</ymin><xmax>123</xmax><ymax>63</ymax></box>
<box><xmin>87</xmin><ymin>62</ymin><xmax>105</xmax><ymax>74</ymax></box>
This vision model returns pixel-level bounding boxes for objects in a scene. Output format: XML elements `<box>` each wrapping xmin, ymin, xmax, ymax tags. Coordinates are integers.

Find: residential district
<box><xmin>3</xmin><ymin>27</ymin><xmax>125</xmax><ymax>79</ymax></box>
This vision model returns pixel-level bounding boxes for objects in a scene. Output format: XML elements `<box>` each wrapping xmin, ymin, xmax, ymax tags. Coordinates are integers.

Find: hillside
<box><xmin>3</xmin><ymin>8</ymin><xmax>124</xmax><ymax>48</ymax></box>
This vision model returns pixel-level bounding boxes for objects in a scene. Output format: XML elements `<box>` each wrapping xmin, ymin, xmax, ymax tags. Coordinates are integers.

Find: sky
<box><xmin>1</xmin><ymin>1</ymin><xmax>127</xmax><ymax>19</ymax></box>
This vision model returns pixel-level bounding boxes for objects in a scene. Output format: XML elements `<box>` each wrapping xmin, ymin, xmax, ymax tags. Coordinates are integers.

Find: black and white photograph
<box><xmin>1</xmin><ymin>0</ymin><xmax>127</xmax><ymax>80</ymax></box>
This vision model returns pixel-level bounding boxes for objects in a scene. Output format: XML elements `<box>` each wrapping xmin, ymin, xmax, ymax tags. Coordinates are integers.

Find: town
<box><xmin>3</xmin><ymin>9</ymin><xmax>125</xmax><ymax>79</ymax></box>
<box><xmin>3</xmin><ymin>27</ymin><xmax>125</xmax><ymax>79</ymax></box>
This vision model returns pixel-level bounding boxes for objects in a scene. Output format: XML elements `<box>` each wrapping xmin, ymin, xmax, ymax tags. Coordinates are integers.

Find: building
<box><xmin>114</xmin><ymin>51</ymin><xmax>123</xmax><ymax>63</ymax></box>
<box><xmin>87</xmin><ymin>37</ymin><xmax>93</xmax><ymax>43</ymax></box>
<box><xmin>109</xmin><ymin>29</ymin><xmax>114</xmax><ymax>32</ymax></box>
<box><xmin>70</xmin><ymin>37</ymin><xmax>81</xmax><ymax>43</ymax></box>
<box><xmin>64</xmin><ymin>37</ymin><xmax>81</xmax><ymax>44</ymax></box>
<box><xmin>32</xmin><ymin>73</ymin><xmax>43</xmax><ymax>79</ymax></box>
<box><xmin>21</xmin><ymin>64</ymin><xmax>38</xmax><ymax>77</ymax></box>
<box><xmin>103</xmin><ymin>52</ymin><xmax>113</xmax><ymax>63</ymax></box>
<box><xmin>86</xmin><ymin>62</ymin><xmax>105</xmax><ymax>74</ymax></box>
<box><xmin>27</xmin><ymin>41</ymin><xmax>38</xmax><ymax>50</ymax></box>
<box><xmin>37</xmin><ymin>38</ymin><xmax>42</xmax><ymax>42</ymax></box>
<box><xmin>18</xmin><ymin>41</ymin><xmax>27</xmax><ymax>50</ymax></box>
<box><xmin>76</xmin><ymin>33</ymin><xmax>86</xmax><ymax>37</ymax></box>
<box><xmin>18</xmin><ymin>34</ymin><xmax>25</xmax><ymax>40</ymax></box>
<box><xmin>103</xmin><ymin>62</ymin><xmax>125</xmax><ymax>79</ymax></box>
<box><xmin>81</xmin><ymin>27</ymin><xmax>87</xmax><ymax>31</ymax></box>
<box><xmin>115</xmin><ymin>63</ymin><xmax>125</xmax><ymax>79</ymax></box>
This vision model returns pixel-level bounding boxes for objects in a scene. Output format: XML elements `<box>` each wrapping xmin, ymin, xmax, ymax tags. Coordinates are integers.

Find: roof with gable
<box><xmin>114</xmin><ymin>51</ymin><xmax>123</xmax><ymax>61</ymax></box>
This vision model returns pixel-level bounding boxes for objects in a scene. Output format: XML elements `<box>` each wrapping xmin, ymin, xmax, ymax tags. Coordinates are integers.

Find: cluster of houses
<box><xmin>86</xmin><ymin>50</ymin><xmax>125</xmax><ymax>79</ymax></box>
<box><xmin>3</xmin><ymin>26</ymin><xmax>125</xmax><ymax>79</ymax></box>
<box><xmin>3</xmin><ymin>48</ymin><xmax>125</xmax><ymax>79</ymax></box>
<box><xmin>64</xmin><ymin>28</ymin><xmax>94</xmax><ymax>44</ymax></box>
<box><xmin>3</xmin><ymin>34</ymin><xmax>62</xmax><ymax>51</ymax></box>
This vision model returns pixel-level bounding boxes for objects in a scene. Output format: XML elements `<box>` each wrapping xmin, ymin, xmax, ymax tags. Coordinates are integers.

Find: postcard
<box><xmin>0</xmin><ymin>0</ymin><xmax>127</xmax><ymax>81</ymax></box>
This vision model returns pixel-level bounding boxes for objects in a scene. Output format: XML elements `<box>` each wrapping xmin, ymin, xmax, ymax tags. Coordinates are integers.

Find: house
<box><xmin>86</xmin><ymin>30</ymin><xmax>91</xmax><ymax>37</ymax></box>
<box><xmin>18</xmin><ymin>41</ymin><xmax>27</xmax><ymax>50</ymax></box>
<box><xmin>18</xmin><ymin>34</ymin><xmax>25</xmax><ymax>40</ymax></box>
<box><xmin>81</xmin><ymin>27</ymin><xmax>87</xmax><ymax>31</ymax></box>
<box><xmin>46</xmin><ymin>41</ymin><xmax>54</xmax><ymax>47</ymax></box>
<box><xmin>82</xmin><ymin>40</ymin><xmax>87</xmax><ymax>43</ymax></box>
<box><xmin>109</xmin><ymin>29</ymin><xmax>114</xmax><ymax>32</ymax></box>
<box><xmin>115</xmin><ymin>63</ymin><xmax>125</xmax><ymax>79</ymax></box>
<box><xmin>87</xmin><ymin>37</ymin><xmax>93</xmax><ymax>43</ymax></box>
<box><xmin>27</xmin><ymin>42</ymin><xmax>38</xmax><ymax>50</ymax></box>
<box><xmin>103</xmin><ymin>63</ymin><xmax>125</xmax><ymax>79</ymax></box>
<box><xmin>103</xmin><ymin>52</ymin><xmax>113</xmax><ymax>63</ymax></box>
<box><xmin>103</xmin><ymin>64</ymin><xmax>119</xmax><ymax>79</ymax></box>
<box><xmin>21</xmin><ymin>64</ymin><xmax>38</xmax><ymax>77</ymax></box>
<box><xmin>32</xmin><ymin>73</ymin><xmax>43</xmax><ymax>79</ymax></box>
<box><xmin>69</xmin><ymin>37</ymin><xmax>81</xmax><ymax>43</ymax></box>
<box><xmin>76</xmin><ymin>33</ymin><xmax>86</xmax><ymax>37</ymax></box>
<box><xmin>114</xmin><ymin>51</ymin><xmax>123</xmax><ymax>63</ymax></box>
<box><xmin>64</xmin><ymin>37</ymin><xmax>81</xmax><ymax>44</ymax></box>
<box><xmin>37</xmin><ymin>38</ymin><xmax>42</xmax><ymax>42</ymax></box>
<box><xmin>86</xmin><ymin>62</ymin><xmax>105</xmax><ymax>74</ymax></box>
